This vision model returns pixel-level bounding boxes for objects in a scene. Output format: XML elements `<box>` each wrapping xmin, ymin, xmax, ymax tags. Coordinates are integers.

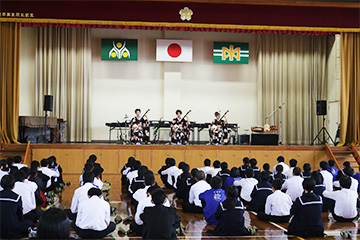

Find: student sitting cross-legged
<box><xmin>182</xmin><ymin>170</ymin><xmax>211</xmax><ymax>213</ymax></box>
<box><xmin>327</xmin><ymin>159</ymin><xmax>338</xmax><ymax>181</ymax></box>
<box><xmin>270</xmin><ymin>164</ymin><xmax>287</xmax><ymax>184</ymax></box>
<box><xmin>247</xmin><ymin>171</ymin><xmax>273</xmax><ymax>213</ymax></box>
<box><xmin>233</xmin><ymin>168</ymin><xmax>258</xmax><ymax>205</ymax></box>
<box><xmin>217</xmin><ymin>162</ymin><xmax>231</xmax><ymax>186</ymax></box>
<box><xmin>311</xmin><ymin>171</ymin><xmax>328</xmax><ymax>212</ymax></box>
<box><xmin>272</xmin><ymin>156</ymin><xmax>290</xmax><ymax>175</ymax></box>
<box><xmin>198</xmin><ymin>158</ymin><xmax>214</xmax><ymax>176</ymax></box>
<box><xmin>257</xmin><ymin>179</ymin><xmax>293</xmax><ymax>223</ymax></box>
<box><xmin>286</xmin><ymin>178</ymin><xmax>324</xmax><ymax>238</ymax></box>
<box><xmin>302</xmin><ymin>163</ymin><xmax>312</xmax><ymax>179</ymax></box>
<box><xmin>199</xmin><ymin>176</ymin><xmax>226</xmax><ymax>225</ymax></box>
<box><xmin>284</xmin><ymin>159</ymin><xmax>297</xmax><ymax>179</ymax></box>
<box><xmin>160</xmin><ymin>158</ymin><xmax>182</xmax><ymax>189</ymax></box>
<box><xmin>323</xmin><ymin>176</ymin><xmax>358</xmax><ymax>222</ymax></box>
<box><xmin>282</xmin><ymin>167</ymin><xmax>304</xmax><ymax>202</ymax></box>
<box><xmin>141</xmin><ymin>188</ymin><xmax>181</xmax><ymax>240</ymax></box>
<box><xmin>72</xmin><ymin>188</ymin><xmax>116</xmax><ymax>239</ymax></box>
<box><xmin>223</xmin><ymin>167</ymin><xmax>242</xmax><ymax>188</ymax></box>
<box><xmin>175</xmin><ymin>163</ymin><xmax>192</xmax><ymax>200</ymax></box>
<box><xmin>239</xmin><ymin>157</ymin><xmax>250</xmax><ymax>178</ymax></box>
<box><xmin>250</xmin><ymin>158</ymin><xmax>261</xmax><ymax>181</ymax></box>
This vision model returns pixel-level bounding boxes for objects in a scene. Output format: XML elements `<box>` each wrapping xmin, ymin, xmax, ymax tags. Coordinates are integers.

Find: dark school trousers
<box><xmin>257</xmin><ymin>212</ymin><xmax>291</xmax><ymax>223</ymax></box>
<box><xmin>182</xmin><ymin>202</ymin><xmax>203</xmax><ymax>213</ymax></box>
<box><xmin>72</xmin><ymin>221</ymin><xmax>116</xmax><ymax>239</ymax></box>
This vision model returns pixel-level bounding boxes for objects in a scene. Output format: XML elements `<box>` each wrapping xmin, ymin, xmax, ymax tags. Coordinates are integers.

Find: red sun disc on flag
<box><xmin>167</xmin><ymin>43</ymin><xmax>182</xmax><ymax>58</ymax></box>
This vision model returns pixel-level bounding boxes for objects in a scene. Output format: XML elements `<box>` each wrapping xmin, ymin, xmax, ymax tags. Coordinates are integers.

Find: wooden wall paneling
<box><xmin>32</xmin><ymin>149</ymin><xmax>52</xmax><ymax>162</ymax></box>
<box><xmin>217</xmin><ymin>150</ymin><xmax>238</xmax><ymax>168</ymax></box>
<box><xmin>134</xmin><ymin>149</ymin><xmax>152</xmax><ymax>170</ymax></box>
<box><xmin>118</xmin><ymin>149</ymin><xmax>136</xmax><ymax>171</ymax></box>
<box><xmin>84</xmin><ymin>149</ymin><xmax>102</xmax><ymax>165</ymax></box>
<box><xmin>64</xmin><ymin>149</ymin><xmax>86</xmax><ymax>174</ymax></box>
<box><xmin>314</xmin><ymin>150</ymin><xmax>329</xmax><ymax>169</ymax></box>
<box><xmin>255</xmin><ymin>151</ymin><xmax>283</xmax><ymax>169</ymax></box>
<box><xmin>151</xmin><ymin>150</ymin><xmax>185</xmax><ymax>172</ymax></box>
<box><xmin>185</xmin><ymin>150</ymin><xmax>218</xmax><ymax>168</ymax></box>
<box><xmin>101</xmin><ymin>150</ymin><xmax>120</xmax><ymax>174</ymax></box>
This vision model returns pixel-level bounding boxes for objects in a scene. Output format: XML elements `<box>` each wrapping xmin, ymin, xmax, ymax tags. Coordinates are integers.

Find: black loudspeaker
<box><xmin>43</xmin><ymin>95</ymin><xmax>53</xmax><ymax>112</ymax></box>
<box><xmin>316</xmin><ymin>100</ymin><xmax>327</xmax><ymax>116</ymax></box>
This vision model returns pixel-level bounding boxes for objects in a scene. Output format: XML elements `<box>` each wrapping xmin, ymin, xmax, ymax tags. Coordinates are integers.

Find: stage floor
<box><xmin>59</xmin><ymin>174</ymin><xmax>359</xmax><ymax>240</ymax></box>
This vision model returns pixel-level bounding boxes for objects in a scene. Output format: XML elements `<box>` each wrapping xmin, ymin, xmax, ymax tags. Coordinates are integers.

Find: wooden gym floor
<box><xmin>59</xmin><ymin>174</ymin><xmax>359</xmax><ymax>240</ymax></box>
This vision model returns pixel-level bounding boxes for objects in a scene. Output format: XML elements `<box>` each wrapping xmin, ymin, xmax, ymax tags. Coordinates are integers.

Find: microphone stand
<box><xmin>265</xmin><ymin>103</ymin><xmax>285</xmax><ymax>145</ymax></box>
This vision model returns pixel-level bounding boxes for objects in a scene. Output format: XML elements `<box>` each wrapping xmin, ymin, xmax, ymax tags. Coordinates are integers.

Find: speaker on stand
<box><xmin>42</xmin><ymin>95</ymin><xmax>53</xmax><ymax>143</ymax></box>
<box><xmin>312</xmin><ymin>100</ymin><xmax>335</xmax><ymax>145</ymax></box>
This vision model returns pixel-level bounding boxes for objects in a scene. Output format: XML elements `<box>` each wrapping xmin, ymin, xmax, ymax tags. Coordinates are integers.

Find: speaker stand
<box><xmin>312</xmin><ymin>115</ymin><xmax>335</xmax><ymax>145</ymax></box>
<box><xmin>44</xmin><ymin>111</ymin><xmax>49</xmax><ymax>143</ymax></box>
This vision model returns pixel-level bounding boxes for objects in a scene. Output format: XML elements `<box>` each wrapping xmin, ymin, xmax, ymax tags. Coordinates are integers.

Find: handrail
<box><xmin>351</xmin><ymin>144</ymin><xmax>360</xmax><ymax>165</ymax></box>
<box><xmin>24</xmin><ymin>141</ymin><xmax>31</xmax><ymax>166</ymax></box>
<box><xmin>325</xmin><ymin>143</ymin><xmax>341</xmax><ymax>169</ymax></box>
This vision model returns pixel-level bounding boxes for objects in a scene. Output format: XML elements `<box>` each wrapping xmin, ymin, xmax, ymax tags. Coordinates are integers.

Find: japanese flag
<box><xmin>156</xmin><ymin>39</ymin><xmax>193</xmax><ymax>62</ymax></box>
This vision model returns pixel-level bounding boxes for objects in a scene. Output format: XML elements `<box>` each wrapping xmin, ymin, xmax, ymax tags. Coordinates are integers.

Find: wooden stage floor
<box><xmin>59</xmin><ymin>174</ymin><xmax>359</xmax><ymax>240</ymax></box>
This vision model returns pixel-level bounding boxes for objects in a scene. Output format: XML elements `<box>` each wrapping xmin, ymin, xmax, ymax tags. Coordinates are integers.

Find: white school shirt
<box><xmin>208</xmin><ymin>168</ymin><xmax>222</xmax><ymax>177</ymax></box>
<box><xmin>198</xmin><ymin>166</ymin><xmax>214</xmax><ymax>175</ymax></box>
<box><xmin>127</xmin><ymin>170</ymin><xmax>138</xmax><ymax>184</ymax></box>
<box><xmin>161</xmin><ymin>166</ymin><xmax>182</xmax><ymax>188</ymax></box>
<box><xmin>76</xmin><ymin>196</ymin><xmax>110</xmax><ymax>231</ymax></box>
<box><xmin>133</xmin><ymin>185</ymin><xmax>150</xmax><ymax>203</ymax></box>
<box><xmin>323</xmin><ymin>188</ymin><xmax>358</xmax><ymax>219</ymax></box>
<box><xmin>13</xmin><ymin>181</ymin><xmax>37</xmax><ymax>214</ymax></box>
<box><xmin>70</xmin><ymin>182</ymin><xmax>96</xmax><ymax>213</ymax></box>
<box><xmin>39</xmin><ymin>166</ymin><xmax>60</xmax><ymax>188</ymax></box>
<box><xmin>135</xmin><ymin>196</ymin><xmax>171</xmax><ymax>225</ymax></box>
<box><xmin>0</xmin><ymin>170</ymin><xmax>8</xmax><ymax>191</ymax></box>
<box><xmin>13</xmin><ymin>163</ymin><xmax>27</xmax><ymax>169</ymax></box>
<box><xmin>188</xmin><ymin>180</ymin><xmax>211</xmax><ymax>207</ymax></box>
<box><xmin>333</xmin><ymin>177</ymin><xmax>359</xmax><ymax>193</ymax></box>
<box><xmin>282</xmin><ymin>176</ymin><xmax>304</xmax><ymax>202</ymax></box>
<box><xmin>284</xmin><ymin>167</ymin><xmax>295</xmax><ymax>179</ymax></box>
<box><xmin>272</xmin><ymin>162</ymin><xmax>290</xmax><ymax>175</ymax></box>
<box><xmin>320</xmin><ymin>170</ymin><xmax>333</xmax><ymax>191</ymax></box>
<box><xmin>94</xmin><ymin>177</ymin><xmax>103</xmax><ymax>190</ymax></box>
<box><xmin>265</xmin><ymin>190</ymin><xmax>293</xmax><ymax>216</ymax></box>
<box><xmin>233</xmin><ymin>178</ymin><xmax>258</xmax><ymax>202</ymax></box>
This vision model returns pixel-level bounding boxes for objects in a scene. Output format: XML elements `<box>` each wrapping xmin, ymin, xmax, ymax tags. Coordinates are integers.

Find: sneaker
<box><xmin>28</xmin><ymin>227</ymin><xmax>37</xmax><ymax>238</ymax></box>
<box><xmin>247</xmin><ymin>226</ymin><xmax>258</xmax><ymax>235</ymax></box>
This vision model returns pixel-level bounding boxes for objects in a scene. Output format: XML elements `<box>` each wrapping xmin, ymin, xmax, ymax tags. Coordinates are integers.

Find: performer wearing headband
<box><xmin>171</xmin><ymin>110</ymin><xmax>190</xmax><ymax>145</ymax></box>
<box><xmin>209</xmin><ymin>111</ymin><xmax>229</xmax><ymax>145</ymax></box>
<box><xmin>130</xmin><ymin>109</ymin><xmax>150</xmax><ymax>144</ymax></box>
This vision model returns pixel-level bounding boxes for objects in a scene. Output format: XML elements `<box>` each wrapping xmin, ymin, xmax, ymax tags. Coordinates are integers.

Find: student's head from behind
<box><xmin>275</xmin><ymin>164</ymin><xmax>284</xmax><ymax>174</ymax></box>
<box><xmin>245</xmin><ymin>168</ymin><xmax>254</xmax><ymax>178</ymax></box>
<box><xmin>178</xmin><ymin>161</ymin><xmax>186</xmax><ymax>170</ymax></box>
<box><xmin>340</xmin><ymin>176</ymin><xmax>352</xmax><ymax>189</ymax></box>
<box><xmin>220</xmin><ymin>162</ymin><xmax>228</xmax><ymax>170</ymax></box>
<box><xmin>210</xmin><ymin>176</ymin><xmax>222</xmax><ymax>189</ymax></box>
<box><xmin>48</xmin><ymin>156</ymin><xmax>56</xmax><ymax>166</ymax></box>
<box><xmin>292</xmin><ymin>167</ymin><xmax>301</xmax><ymax>176</ymax></box>
<box><xmin>0</xmin><ymin>160</ymin><xmax>8</xmax><ymax>170</ymax></box>
<box><xmin>311</xmin><ymin>171</ymin><xmax>324</xmax><ymax>185</ymax></box>
<box><xmin>263</xmin><ymin>163</ymin><xmax>270</xmax><ymax>171</ymax></box>
<box><xmin>127</xmin><ymin>156</ymin><xmax>136</xmax><ymax>165</ymax></box>
<box><xmin>31</xmin><ymin>160</ymin><xmax>40</xmax><ymax>169</ymax></box>
<box><xmin>328</xmin><ymin>159</ymin><xmax>335</xmax><ymax>167</ymax></box>
<box><xmin>319</xmin><ymin>160</ymin><xmax>329</xmax><ymax>170</ymax></box>
<box><xmin>13</xmin><ymin>155</ymin><xmax>22</xmax><ymax>164</ymax></box>
<box><xmin>93</xmin><ymin>168</ymin><xmax>101</xmax><ymax>179</ymax></box>
<box><xmin>223</xmin><ymin>185</ymin><xmax>239</xmax><ymax>210</ymax></box>
<box><xmin>88</xmin><ymin>154</ymin><xmax>97</xmax><ymax>163</ymax></box>
<box><xmin>343</xmin><ymin>161</ymin><xmax>351</xmax><ymax>169</ymax></box>
<box><xmin>20</xmin><ymin>167</ymin><xmax>30</xmax><ymax>179</ymax></box>
<box><xmin>41</xmin><ymin>158</ymin><xmax>49</xmax><ymax>167</ymax></box>
<box><xmin>303</xmin><ymin>163</ymin><xmax>311</xmax><ymax>172</ymax></box>
<box><xmin>30</xmin><ymin>168</ymin><xmax>38</xmax><ymax>178</ymax></box>
<box><xmin>272</xmin><ymin>179</ymin><xmax>283</xmax><ymax>191</ymax></box>
<box><xmin>243</xmin><ymin>157</ymin><xmax>250</xmax><ymax>165</ymax></box>
<box><xmin>191</xmin><ymin>168</ymin><xmax>199</xmax><ymax>178</ymax></box>
<box><xmin>249</xmin><ymin>158</ymin><xmax>257</xmax><ymax>167</ymax></box>
<box><xmin>1</xmin><ymin>174</ymin><xmax>15</xmax><ymax>190</ymax></box>
<box><xmin>133</xmin><ymin>160</ymin><xmax>142</xmax><ymax>170</ymax></box>
<box><xmin>303</xmin><ymin>178</ymin><xmax>316</xmax><ymax>193</ymax></box>
<box><xmin>213</xmin><ymin>160</ymin><xmax>221</xmax><ymax>169</ymax></box>
<box><xmin>84</xmin><ymin>162</ymin><xmax>94</xmax><ymax>172</ymax></box>
<box><xmin>151</xmin><ymin>188</ymin><xmax>167</xmax><ymax>206</ymax></box>
<box><xmin>88</xmin><ymin>187</ymin><xmax>102</xmax><ymax>198</ymax></box>
<box><xmin>144</xmin><ymin>174</ymin><xmax>155</xmax><ymax>186</ymax></box>
<box><xmin>181</xmin><ymin>163</ymin><xmax>190</xmax><ymax>173</ymax></box>
<box><xmin>13</xmin><ymin>170</ymin><xmax>26</xmax><ymax>182</ymax></box>
<box><xmin>204</xmin><ymin>159</ymin><xmax>211</xmax><ymax>167</ymax></box>
<box><xmin>37</xmin><ymin>208</ymin><xmax>70</xmax><ymax>239</ymax></box>
<box><xmin>147</xmin><ymin>185</ymin><xmax>160</xmax><ymax>197</ymax></box>
<box><xmin>277</xmin><ymin>156</ymin><xmax>285</xmax><ymax>163</ymax></box>
<box><xmin>138</xmin><ymin>165</ymin><xmax>149</xmax><ymax>178</ymax></box>
<box><xmin>289</xmin><ymin>159</ymin><xmax>297</xmax><ymax>168</ymax></box>
<box><xmin>195</xmin><ymin>170</ymin><xmax>206</xmax><ymax>181</ymax></box>
<box><xmin>83</xmin><ymin>171</ymin><xmax>95</xmax><ymax>184</ymax></box>
<box><xmin>6</xmin><ymin>157</ymin><xmax>14</xmax><ymax>166</ymax></box>
<box><xmin>343</xmin><ymin>167</ymin><xmax>354</xmax><ymax>177</ymax></box>
<box><xmin>168</xmin><ymin>158</ymin><xmax>176</xmax><ymax>167</ymax></box>
<box><xmin>260</xmin><ymin>171</ymin><xmax>270</xmax><ymax>182</ymax></box>
<box><xmin>230</xmin><ymin>167</ymin><xmax>240</xmax><ymax>178</ymax></box>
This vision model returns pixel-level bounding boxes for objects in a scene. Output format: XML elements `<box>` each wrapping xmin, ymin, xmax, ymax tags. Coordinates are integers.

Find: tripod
<box><xmin>312</xmin><ymin>115</ymin><xmax>335</xmax><ymax>145</ymax></box>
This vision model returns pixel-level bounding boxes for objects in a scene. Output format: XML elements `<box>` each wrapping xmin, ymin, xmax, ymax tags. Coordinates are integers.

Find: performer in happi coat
<box><xmin>130</xmin><ymin>109</ymin><xmax>150</xmax><ymax>144</ymax></box>
<box><xmin>171</xmin><ymin>110</ymin><xmax>190</xmax><ymax>145</ymax></box>
<box><xmin>209</xmin><ymin>111</ymin><xmax>229</xmax><ymax>145</ymax></box>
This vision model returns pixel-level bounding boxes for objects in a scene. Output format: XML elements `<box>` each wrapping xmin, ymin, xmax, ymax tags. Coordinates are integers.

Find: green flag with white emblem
<box><xmin>213</xmin><ymin>42</ymin><xmax>249</xmax><ymax>64</ymax></box>
<box><xmin>101</xmin><ymin>39</ymin><xmax>138</xmax><ymax>61</ymax></box>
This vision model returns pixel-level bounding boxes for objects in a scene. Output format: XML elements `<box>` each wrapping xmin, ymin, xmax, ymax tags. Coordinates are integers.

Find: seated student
<box><xmin>352</xmin><ymin>168</ymin><xmax>360</xmax><ymax>193</ymax></box>
<box><xmin>311</xmin><ymin>171</ymin><xmax>328</xmax><ymax>212</ymax></box>
<box><xmin>286</xmin><ymin>178</ymin><xmax>324</xmax><ymax>238</ymax></box>
<box><xmin>127</xmin><ymin>160</ymin><xmax>142</xmax><ymax>185</ymax></box>
<box><xmin>257</xmin><ymin>179</ymin><xmax>293</xmax><ymax>223</ymax></box>
<box><xmin>158</xmin><ymin>158</ymin><xmax>171</xmax><ymax>187</ymax></box>
<box><xmin>87</xmin><ymin>154</ymin><xmax>104</xmax><ymax>174</ymax></box>
<box><xmin>233</xmin><ymin>168</ymin><xmax>258</xmax><ymax>205</ymax></box>
<box><xmin>323</xmin><ymin>176</ymin><xmax>358</xmax><ymax>222</ymax></box>
<box><xmin>319</xmin><ymin>160</ymin><xmax>333</xmax><ymax>191</ymax></box>
<box><xmin>224</xmin><ymin>167</ymin><xmax>242</xmax><ymax>188</ymax></box>
<box><xmin>131</xmin><ymin>186</ymin><xmax>171</xmax><ymax>236</ymax></box>
<box><xmin>282</xmin><ymin>167</ymin><xmax>304</xmax><ymax>202</ymax></box>
<box><xmin>0</xmin><ymin>160</ymin><xmax>9</xmax><ymax>191</ymax></box>
<box><xmin>29</xmin><ymin>168</ymin><xmax>46</xmax><ymax>205</ymax></box>
<box><xmin>129</xmin><ymin>165</ymin><xmax>148</xmax><ymax>194</ymax></box>
<box><xmin>30</xmin><ymin>160</ymin><xmax>49</xmax><ymax>186</ymax></box>
<box><xmin>39</xmin><ymin>158</ymin><xmax>60</xmax><ymax>190</ymax></box>
<box><xmin>48</xmin><ymin>156</ymin><xmax>64</xmax><ymax>185</ymax></box>
<box><xmin>79</xmin><ymin>162</ymin><xmax>94</xmax><ymax>186</ymax></box>
<box><xmin>284</xmin><ymin>159</ymin><xmax>297</xmax><ymax>179</ymax></box>
<box><xmin>133</xmin><ymin>174</ymin><xmax>157</xmax><ymax>204</ymax></box>
<box><xmin>210</xmin><ymin>185</ymin><xmax>252</xmax><ymax>236</ymax></box>
<box><xmin>67</xmin><ymin>172</ymin><xmax>96</xmax><ymax>220</ymax></box>
<box><xmin>121</xmin><ymin>157</ymin><xmax>136</xmax><ymax>186</ymax></box>
<box><xmin>93</xmin><ymin>168</ymin><xmax>104</xmax><ymax>190</ymax></box>
<box><xmin>141</xmin><ymin>188</ymin><xmax>181</xmax><ymax>239</ymax></box>
<box><xmin>208</xmin><ymin>160</ymin><xmax>222</xmax><ymax>178</ymax></box>
<box><xmin>0</xmin><ymin>175</ymin><xmax>34</xmax><ymax>239</ymax></box>
<box><xmin>176</xmin><ymin>163</ymin><xmax>192</xmax><ymax>200</ymax></box>
<box><xmin>12</xmin><ymin>170</ymin><xmax>42</xmax><ymax>223</ymax></box>
<box><xmin>199</xmin><ymin>176</ymin><xmax>226</xmax><ymax>225</ymax></box>
<box><xmin>198</xmin><ymin>159</ymin><xmax>214</xmax><ymax>175</ymax></box>
<box><xmin>328</xmin><ymin>159</ymin><xmax>338</xmax><ymax>181</ymax></box>
<box><xmin>217</xmin><ymin>162</ymin><xmax>230</xmax><ymax>186</ymax></box>
<box><xmin>13</xmin><ymin>156</ymin><xmax>27</xmax><ymax>170</ymax></box>
<box><xmin>333</xmin><ymin>167</ymin><xmax>358</xmax><ymax>192</ymax></box>
<box><xmin>249</xmin><ymin>158</ymin><xmax>261</xmax><ymax>180</ymax></box>
<box><xmin>302</xmin><ymin>163</ymin><xmax>312</xmax><ymax>178</ymax></box>
<box><xmin>270</xmin><ymin>164</ymin><xmax>287</xmax><ymax>184</ymax></box>
<box><xmin>262</xmin><ymin>163</ymin><xmax>273</xmax><ymax>178</ymax></box>
<box><xmin>272</xmin><ymin>156</ymin><xmax>290</xmax><ymax>175</ymax></box>
<box><xmin>7</xmin><ymin>158</ymin><xmax>18</xmax><ymax>175</ymax></box>
<box><xmin>239</xmin><ymin>157</ymin><xmax>250</xmax><ymax>178</ymax></box>
<box><xmin>335</xmin><ymin>161</ymin><xmax>351</xmax><ymax>181</ymax></box>
<box><xmin>247</xmin><ymin>171</ymin><xmax>273</xmax><ymax>213</ymax></box>
<box><xmin>37</xmin><ymin>208</ymin><xmax>70</xmax><ymax>239</ymax></box>
<box><xmin>72</xmin><ymin>188</ymin><xmax>116</xmax><ymax>239</ymax></box>
<box><xmin>182</xmin><ymin>170</ymin><xmax>211</xmax><ymax>213</ymax></box>
<box><xmin>160</xmin><ymin>158</ymin><xmax>182</xmax><ymax>189</ymax></box>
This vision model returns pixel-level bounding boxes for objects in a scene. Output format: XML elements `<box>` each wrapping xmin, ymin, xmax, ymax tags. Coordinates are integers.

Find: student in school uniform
<box><xmin>176</xmin><ymin>163</ymin><xmax>192</xmax><ymax>200</ymax></box>
<box><xmin>272</xmin><ymin>156</ymin><xmax>290</xmax><ymax>175</ymax></box>
<box><xmin>29</xmin><ymin>168</ymin><xmax>46</xmax><ymax>205</ymax></box>
<box><xmin>247</xmin><ymin>171</ymin><xmax>273</xmax><ymax>213</ymax></box>
<box><xmin>198</xmin><ymin>159</ymin><xmax>214</xmax><ymax>176</ymax></box>
<box><xmin>13</xmin><ymin>156</ymin><xmax>27</xmax><ymax>170</ymax></box>
<box><xmin>302</xmin><ymin>163</ymin><xmax>312</xmax><ymax>178</ymax></box>
<box><xmin>223</xmin><ymin>167</ymin><xmax>242</xmax><ymax>188</ymax></box>
<box><xmin>72</xmin><ymin>188</ymin><xmax>116</xmax><ymax>238</ymax></box>
<box><xmin>217</xmin><ymin>162</ymin><xmax>230</xmax><ymax>186</ymax></box>
<box><xmin>182</xmin><ymin>170</ymin><xmax>211</xmax><ymax>213</ymax></box>
<box><xmin>199</xmin><ymin>176</ymin><xmax>226</xmax><ymax>225</ymax></box>
<box><xmin>129</xmin><ymin>165</ymin><xmax>148</xmax><ymax>194</ymax></box>
<box><xmin>7</xmin><ymin>158</ymin><xmax>18</xmax><ymax>175</ymax></box>
<box><xmin>39</xmin><ymin>158</ymin><xmax>60</xmax><ymax>190</ymax></box>
<box><xmin>210</xmin><ymin>185</ymin><xmax>252</xmax><ymax>236</ymax></box>
<box><xmin>323</xmin><ymin>176</ymin><xmax>358</xmax><ymax>222</ymax></box>
<box><xmin>121</xmin><ymin>157</ymin><xmax>136</xmax><ymax>186</ymax></box>
<box><xmin>319</xmin><ymin>161</ymin><xmax>333</xmax><ymax>191</ymax></box>
<box><xmin>127</xmin><ymin>160</ymin><xmax>142</xmax><ymax>185</ymax></box>
<box><xmin>0</xmin><ymin>175</ymin><xmax>34</xmax><ymax>239</ymax></box>
<box><xmin>158</xmin><ymin>158</ymin><xmax>172</xmax><ymax>188</ymax></box>
<box><xmin>239</xmin><ymin>157</ymin><xmax>250</xmax><ymax>178</ymax></box>
<box><xmin>311</xmin><ymin>171</ymin><xmax>328</xmax><ymax>212</ymax></box>
<box><xmin>161</xmin><ymin>158</ymin><xmax>182</xmax><ymax>189</ymax></box>
<box><xmin>141</xmin><ymin>188</ymin><xmax>181</xmax><ymax>240</ymax></box>
<box><xmin>286</xmin><ymin>178</ymin><xmax>324</xmax><ymax>238</ymax></box>
<box><xmin>48</xmin><ymin>156</ymin><xmax>64</xmax><ymax>185</ymax></box>
<box><xmin>284</xmin><ymin>159</ymin><xmax>297</xmax><ymax>179</ymax></box>
<box><xmin>208</xmin><ymin>160</ymin><xmax>222</xmax><ymax>178</ymax></box>
<box><xmin>87</xmin><ymin>154</ymin><xmax>104</xmax><ymax>175</ymax></box>
<box><xmin>93</xmin><ymin>168</ymin><xmax>104</xmax><ymax>190</ymax></box>
<box><xmin>133</xmin><ymin>174</ymin><xmax>156</xmax><ymax>204</ymax></box>
<box><xmin>30</xmin><ymin>160</ymin><xmax>49</xmax><ymax>187</ymax></box>
<box><xmin>79</xmin><ymin>162</ymin><xmax>94</xmax><ymax>186</ymax></box>
<box><xmin>262</xmin><ymin>163</ymin><xmax>273</xmax><ymax>178</ymax></box>
<box><xmin>0</xmin><ymin>160</ymin><xmax>9</xmax><ymax>191</ymax></box>
<box><xmin>328</xmin><ymin>160</ymin><xmax>338</xmax><ymax>181</ymax></box>
<box><xmin>233</xmin><ymin>168</ymin><xmax>258</xmax><ymax>205</ymax></box>
<box><xmin>335</xmin><ymin>161</ymin><xmax>351</xmax><ymax>181</ymax></box>
<box><xmin>270</xmin><ymin>164</ymin><xmax>287</xmax><ymax>184</ymax></box>
<box><xmin>333</xmin><ymin>167</ymin><xmax>358</xmax><ymax>192</ymax></box>
<box><xmin>249</xmin><ymin>158</ymin><xmax>261</xmax><ymax>181</ymax></box>
<box><xmin>282</xmin><ymin>167</ymin><xmax>304</xmax><ymax>202</ymax></box>
<box><xmin>257</xmin><ymin>179</ymin><xmax>293</xmax><ymax>223</ymax></box>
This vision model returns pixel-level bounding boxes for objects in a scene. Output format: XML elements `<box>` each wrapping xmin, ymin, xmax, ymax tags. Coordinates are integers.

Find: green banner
<box><xmin>213</xmin><ymin>42</ymin><xmax>249</xmax><ymax>64</ymax></box>
<box><xmin>101</xmin><ymin>39</ymin><xmax>138</xmax><ymax>61</ymax></box>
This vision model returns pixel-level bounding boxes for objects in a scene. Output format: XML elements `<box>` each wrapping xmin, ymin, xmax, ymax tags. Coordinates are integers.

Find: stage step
<box><xmin>325</xmin><ymin>143</ymin><xmax>360</xmax><ymax>169</ymax></box>
<box><xmin>0</xmin><ymin>143</ymin><xmax>27</xmax><ymax>160</ymax></box>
